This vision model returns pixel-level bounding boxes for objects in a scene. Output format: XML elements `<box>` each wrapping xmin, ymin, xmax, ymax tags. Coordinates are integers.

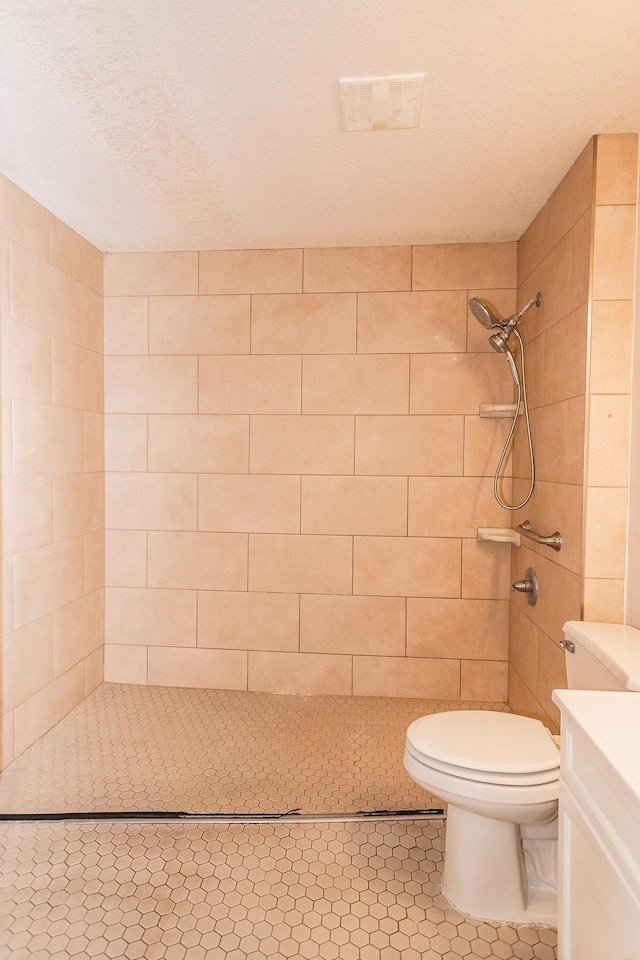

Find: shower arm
<box><xmin>515</xmin><ymin>520</ymin><xmax>563</xmax><ymax>552</ymax></box>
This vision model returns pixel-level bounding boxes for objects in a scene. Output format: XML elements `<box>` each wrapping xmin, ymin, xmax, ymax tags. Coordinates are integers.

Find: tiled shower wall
<box><xmin>0</xmin><ymin>175</ymin><xmax>105</xmax><ymax>770</ymax></box>
<box><xmin>509</xmin><ymin>134</ymin><xmax>638</xmax><ymax>729</ymax></box>
<box><xmin>103</xmin><ymin>244</ymin><xmax>518</xmax><ymax>699</ymax></box>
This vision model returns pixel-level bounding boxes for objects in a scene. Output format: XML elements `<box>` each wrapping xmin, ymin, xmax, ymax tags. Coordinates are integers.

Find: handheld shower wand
<box><xmin>468</xmin><ymin>293</ymin><xmax>542</xmax><ymax>510</ymax></box>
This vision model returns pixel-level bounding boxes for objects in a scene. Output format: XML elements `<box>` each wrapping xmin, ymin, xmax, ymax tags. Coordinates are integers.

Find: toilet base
<box><xmin>442</xmin><ymin>804</ymin><xmax>557</xmax><ymax>925</ymax></box>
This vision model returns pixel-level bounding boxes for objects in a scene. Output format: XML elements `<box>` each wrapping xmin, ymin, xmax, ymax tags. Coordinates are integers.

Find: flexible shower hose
<box><xmin>494</xmin><ymin>329</ymin><xmax>535</xmax><ymax>510</ymax></box>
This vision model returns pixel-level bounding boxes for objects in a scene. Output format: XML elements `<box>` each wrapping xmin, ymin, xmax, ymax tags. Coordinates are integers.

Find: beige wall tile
<box><xmin>520</xmin><ymin>479</ymin><xmax>583</xmax><ymax>576</ymax></box>
<box><xmin>407</xmin><ymin>598</ymin><xmax>508</xmax><ymax>660</ymax></box>
<box><xmin>353</xmin><ymin>536</ymin><xmax>461</xmax><ymax>598</ymax></box>
<box><xmin>250</xmin><ymin>415</ymin><xmax>354</xmax><ymax>475</ymax></box>
<box><xmin>461</xmin><ymin>660</ymin><xmax>508</xmax><ymax>701</ymax></box>
<box><xmin>148</xmin><ymin>415</ymin><xmax>248</xmax><ymax>473</ymax></box>
<box><xmin>104</xmin><ymin>414</ymin><xmax>148</xmax><ymax>472</ymax></box>
<box><xmin>0</xmin><ymin>175</ymin><xmax>50</xmax><ymax>258</ymax></box>
<box><xmin>353</xmin><ymin>656</ymin><xmax>459</xmax><ymax>698</ymax></box>
<box><xmin>53</xmin><ymin>589</ymin><xmax>104</xmax><ymax>676</ymax></box>
<box><xmin>104</xmin><ymin>252</ymin><xmax>198</xmax><ymax>296</ymax></box>
<box><xmin>2</xmin><ymin>475</ymin><xmax>53</xmax><ymax>555</ymax></box>
<box><xmin>105</xmin><ymin>473</ymin><xmax>197</xmax><ymax>530</ymax></box>
<box><xmin>0</xmin><ymin>235</ymin><xmax>9</xmax><ymax>318</ymax></box>
<box><xmin>300</xmin><ymin>594</ymin><xmax>405</xmax><ymax>656</ymax></box>
<box><xmin>82</xmin><ymin>286</ymin><xmax>104</xmax><ymax>354</ymax></box>
<box><xmin>1</xmin><ymin>556</ymin><xmax>14</xmax><ymax>636</ymax></box>
<box><xmin>511</xmin><ymin>544</ymin><xmax>566</xmax><ymax>645</ymax></box>
<box><xmin>85</xmin><ymin>643</ymin><xmax>103</xmax><ymax>695</ymax></box>
<box><xmin>466</xmin><ymin>289</ymin><xmax>517</xmax><ymax>353</ymax></box>
<box><xmin>412</xmin><ymin>242</ymin><xmax>516</xmax><ymax>291</ymax></box>
<box><xmin>509</xmin><ymin>605</ymin><xmax>539</xmax><ymax>695</ymax></box>
<box><xmin>517</xmin><ymin>675</ymin><xmax>557</xmax><ymax>731</ymax></box>
<box><xmin>0</xmin><ymin>713</ymin><xmax>15</xmax><ymax>771</ymax></box>
<box><xmin>584</xmin><ymin>487</ymin><xmax>628</xmax><ymax>579</ymax></box>
<box><xmin>104</xmin><ymin>297</ymin><xmax>148</xmax><ymax>355</ymax></box>
<box><xmin>582</xmin><ymin>578</ymin><xmax>624</xmax><ymax>622</ymax></box>
<box><xmin>461</xmin><ymin>539</ymin><xmax>511</xmax><ymax>600</ymax></box>
<box><xmin>104</xmin><ymin>644</ymin><xmax>147</xmax><ymax>685</ymax></box>
<box><xmin>301</xmin><ymin>476</ymin><xmax>406</xmax><ymax>536</ymax></box>
<box><xmin>149</xmin><ymin>295</ymin><xmax>250</xmax><ymax>355</ymax></box>
<box><xmin>147</xmin><ymin>531</ymin><xmax>247</xmax><ymax>591</ymax></box>
<box><xmin>409</xmin><ymin>476</ymin><xmax>509</xmax><ymax>538</ymax></box>
<box><xmin>517</xmin><ymin>203</ymin><xmax>549</xmax><ymax>283</ymax></box>
<box><xmin>105</xmin><ymin>530</ymin><xmax>147</xmax><ymax>588</ymax></box>
<box><xmin>199</xmin><ymin>249</ymin><xmax>302</xmax><ymax>294</ymax></box>
<box><xmin>357</xmin><ymin>291</ymin><xmax>467</xmax><ymax>353</ymax></box>
<box><xmin>53</xmin><ymin>472</ymin><xmax>104</xmax><ymax>541</ymax></box>
<box><xmin>1</xmin><ymin>398</ymin><xmax>12</xmax><ymax>479</ymax></box>
<box><xmin>463</xmin><ymin>416</ymin><xmax>512</xmax><ymax>478</ymax></box>
<box><xmin>520</xmin><ymin>233</ymin><xmax>573</xmax><ymax>337</ymax></box>
<box><xmin>49</xmin><ymin>215</ymin><xmax>103</xmax><ymax>293</ymax></box>
<box><xmin>249</xmin><ymin>534</ymin><xmax>352</xmax><ymax>595</ymax></box>
<box><xmin>0</xmin><ymin>316</ymin><xmax>52</xmax><ymax>404</ymax></box>
<box><xmin>83</xmin><ymin>529</ymin><xmax>105</xmax><ymax>595</ymax></box>
<box><xmin>303</xmin><ymin>355</ymin><xmax>409</xmax><ymax>414</ymax></box>
<box><xmin>543</xmin><ymin>304</ymin><xmax>588</xmax><ymax>406</ymax></box>
<box><xmin>149</xmin><ymin>647</ymin><xmax>247</xmax><ymax>690</ymax></box>
<box><xmin>570</xmin><ymin>209</ymin><xmax>592</xmax><ymax>312</ymax></box>
<box><xmin>410</xmin><ymin>354</ymin><xmax>514</xmax><ymax>415</ymax></box>
<box><xmin>595</xmin><ymin>133</ymin><xmax>639</xmax><ymax>205</ymax></box>
<box><xmin>587</xmin><ymin>394</ymin><xmax>630</xmax><ymax>487</ymax></box>
<box><xmin>248</xmin><ymin>651</ymin><xmax>351</xmax><ymax>695</ymax></box>
<box><xmin>198</xmin><ymin>591</ymin><xmax>299</xmax><ymax>651</ymax></box>
<box><xmin>536</xmin><ymin>631</ymin><xmax>566</xmax><ymax>726</ymax></box>
<box><xmin>592</xmin><ymin>205</ymin><xmax>637</xmax><ymax>301</ymax></box>
<box><xmin>10</xmin><ymin>243</ymin><xmax>83</xmax><ymax>344</ymax></box>
<box><xmin>547</xmin><ymin>139</ymin><xmax>594</xmax><ymax>248</ymax></box>
<box><xmin>105</xmin><ymin>586</ymin><xmax>196</xmax><ymax>647</ymax></box>
<box><xmin>104</xmin><ymin>356</ymin><xmax>198</xmax><ymax>413</ymax></box>
<box><xmin>52</xmin><ymin>338</ymin><xmax>103</xmax><ymax>412</ymax></box>
<box><xmin>304</xmin><ymin>246</ymin><xmax>410</xmax><ymax>293</ymax></box>
<box><xmin>355</xmin><ymin>415</ymin><xmax>463</xmax><ymax>477</ymax></box>
<box><xmin>13</xmin><ymin>537</ymin><xmax>85</xmax><ymax>628</ymax></box>
<box><xmin>530</xmin><ymin>403</ymin><xmax>567</xmax><ymax>484</ymax></box>
<box><xmin>199</xmin><ymin>474</ymin><xmax>300</xmax><ymax>533</ymax></box>
<box><xmin>13</xmin><ymin>662</ymin><xmax>85</xmax><ymax>757</ymax></box>
<box><xmin>2</xmin><ymin>616</ymin><xmax>54</xmax><ymax>713</ymax></box>
<box><xmin>84</xmin><ymin>411</ymin><xmax>105</xmax><ymax>473</ymax></box>
<box><xmin>251</xmin><ymin>293</ymin><xmax>356</xmax><ymax>354</ymax></box>
<box><xmin>590</xmin><ymin>300</ymin><xmax>633</xmax><ymax>394</ymax></box>
<box><xmin>199</xmin><ymin>355</ymin><xmax>301</xmax><ymax>414</ymax></box>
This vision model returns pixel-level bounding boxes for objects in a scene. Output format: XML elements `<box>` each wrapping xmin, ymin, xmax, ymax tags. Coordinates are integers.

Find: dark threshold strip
<box><xmin>0</xmin><ymin>807</ymin><xmax>445</xmax><ymax>823</ymax></box>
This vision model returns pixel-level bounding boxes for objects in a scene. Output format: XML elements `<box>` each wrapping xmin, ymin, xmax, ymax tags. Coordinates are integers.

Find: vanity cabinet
<box><xmin>553</xmin><ymin>691</ymin><xmax>640</xmax><ymax>960</ymax></box>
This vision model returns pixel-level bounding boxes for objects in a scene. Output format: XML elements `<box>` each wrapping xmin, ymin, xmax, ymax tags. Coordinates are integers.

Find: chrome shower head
<box><xmin>468</xmin><ymin>297</ymin><xmax>505</xmax><ymax>329</ymax></box>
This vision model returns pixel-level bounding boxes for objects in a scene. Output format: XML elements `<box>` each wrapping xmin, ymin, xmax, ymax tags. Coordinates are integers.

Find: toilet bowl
<box><xmin>405</xmin><ymin>710</ymin><xmax>560</xmax><ymax>924</ymax></box>
<box><xmin>404</xmin><ymin>620</ymin><xmax>640</xmax><ymax>926</ymax></box>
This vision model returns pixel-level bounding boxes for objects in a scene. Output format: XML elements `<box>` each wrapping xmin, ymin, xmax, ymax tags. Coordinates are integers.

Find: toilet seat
<box><xmin>406</xmin><ymin>711</ymin><xmax>560</xmax><ymax>787</ymax></box>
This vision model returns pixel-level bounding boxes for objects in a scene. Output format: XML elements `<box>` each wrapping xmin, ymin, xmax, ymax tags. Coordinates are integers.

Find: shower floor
<box><xmin>0</xmin><ymin>683</ymin><xmax>509</xmax><ymax>817</ymax></box>
<box><xmin>0</xmin><ymin>685</ymin><xmax>557</xmax><ymax>959</ymax></box>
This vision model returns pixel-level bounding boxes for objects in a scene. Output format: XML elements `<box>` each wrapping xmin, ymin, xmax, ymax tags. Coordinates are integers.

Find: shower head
<box><xmin>468</xmin><ymin>293</ymin><xmax>542</xmax><ymax>334</ymax></box>
<box><xmin>488</xmin><ymin>330</ymin><xmax>509</xmax><ymax>353</ymax></box>
<box><xmin>468</xmin><ymin>297</ymin><xmax>505</xmax><ymax>329</ymax></box>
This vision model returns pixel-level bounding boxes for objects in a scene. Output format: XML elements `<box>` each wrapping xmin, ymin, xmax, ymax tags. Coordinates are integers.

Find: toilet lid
<box><xmin>406</xmin><ymin>711</ymin><xmax>560</xmax><ymax>775</ymax></box>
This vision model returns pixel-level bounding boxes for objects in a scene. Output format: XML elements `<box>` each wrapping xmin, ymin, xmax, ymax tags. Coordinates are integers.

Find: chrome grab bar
<box><xmin>515</xmin><ymin>520</ymin><xmax>562</xmax><ymax>552</ymax></box>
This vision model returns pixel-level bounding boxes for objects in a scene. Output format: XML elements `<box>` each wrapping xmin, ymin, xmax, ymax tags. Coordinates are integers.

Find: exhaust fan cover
<box><xmin>339</xmin><ymin>73</ymin><xmax>425</xmax><ymax>132</ymax></box>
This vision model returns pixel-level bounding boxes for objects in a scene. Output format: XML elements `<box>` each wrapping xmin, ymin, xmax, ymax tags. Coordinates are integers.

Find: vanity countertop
<box><xmin>553</xmin><ymin>688</ymin><xmax>640</xmax><ymax>808</ymax></box>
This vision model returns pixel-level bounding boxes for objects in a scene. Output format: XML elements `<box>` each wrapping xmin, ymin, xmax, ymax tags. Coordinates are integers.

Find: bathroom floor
<box><xmin>0</xmin><ymin>686</ymin><xmax>556</xmax><ymax>958</ymax></box>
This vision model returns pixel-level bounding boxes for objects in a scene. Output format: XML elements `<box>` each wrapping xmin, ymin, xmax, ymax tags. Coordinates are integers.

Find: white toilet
<box><xmin>403</xmin><ymin>620</ymin><xmax>640</xmax><ymax>925</ymax></box>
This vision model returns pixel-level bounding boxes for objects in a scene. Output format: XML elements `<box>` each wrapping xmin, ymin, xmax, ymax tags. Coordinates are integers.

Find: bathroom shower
<box><xmin>468</xmin><ymin>293</ymin><xmax>541</xmax><ymax>510</ymax></box>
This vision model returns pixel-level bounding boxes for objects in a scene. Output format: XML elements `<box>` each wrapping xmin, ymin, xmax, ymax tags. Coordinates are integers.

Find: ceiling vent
<box><xmin>339</xmin><ymin>73</ymin><xmax>425</xmax><ymax>132</ymax></box>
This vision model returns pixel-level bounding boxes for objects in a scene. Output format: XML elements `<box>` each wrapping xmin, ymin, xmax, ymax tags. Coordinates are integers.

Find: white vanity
<box><xmin>553</xmin><ymin>689</ymin><xmax>640</xmax><ymax>959</ymax></box>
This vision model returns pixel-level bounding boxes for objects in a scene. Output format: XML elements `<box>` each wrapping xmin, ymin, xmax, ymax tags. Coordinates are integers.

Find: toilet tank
<box><xmin>562</xmin><ymin>621</ymin><xmax>640</xmax><ymax>691</ymax></box>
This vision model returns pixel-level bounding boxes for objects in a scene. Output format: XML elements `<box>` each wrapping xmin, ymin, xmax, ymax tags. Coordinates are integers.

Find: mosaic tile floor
<box><xmin>0</xmin><ymin>686</ymin><xmax>556</xmax><ymax>957</ymax></box>
<box><xmin>0</xmin><ymin>818</ymin><xmax>557</xmax><ymax>960</ymax></box>
<box><xmin>0</xmin><ymin>684</ymin><xmax>509</xmax><ymax>816</ymax></box>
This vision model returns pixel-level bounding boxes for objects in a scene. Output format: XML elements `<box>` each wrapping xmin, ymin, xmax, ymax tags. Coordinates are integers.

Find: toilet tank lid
<box><xmin>563</xmin><ymin>621</ymin><xmax>640</xmax><ymax>691</ymax></box>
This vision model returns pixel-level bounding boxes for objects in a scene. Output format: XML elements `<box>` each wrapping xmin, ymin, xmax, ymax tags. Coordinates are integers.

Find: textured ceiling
<box><xmin>2</xmin><ymin>0</ymin><xmax>640</xmax><ymax>252</ymax></box>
